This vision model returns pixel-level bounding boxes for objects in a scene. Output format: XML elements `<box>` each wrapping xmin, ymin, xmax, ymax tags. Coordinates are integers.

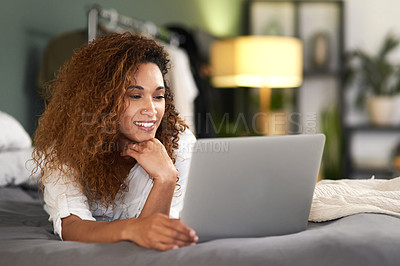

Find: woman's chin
<box><xmin>128</xmin><ymin>133</ymin><xmax>156</xmax><ymax>143</ymax></box>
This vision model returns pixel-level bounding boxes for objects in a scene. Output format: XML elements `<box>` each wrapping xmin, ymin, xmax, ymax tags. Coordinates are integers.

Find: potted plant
<box><xmin>345</xmin><ymin>32</ymin><xmax>400</xmax><ymax>126</ymax></box>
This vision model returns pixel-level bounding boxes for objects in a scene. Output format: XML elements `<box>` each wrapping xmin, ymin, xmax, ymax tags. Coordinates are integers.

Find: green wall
<box><xmin>0</xmin><ymin>0</ymin><xmax>245</xmax><ymax>136</ymax></box>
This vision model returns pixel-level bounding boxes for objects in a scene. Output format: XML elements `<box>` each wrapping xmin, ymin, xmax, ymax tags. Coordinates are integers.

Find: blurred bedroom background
<box><xmin>1</xmin><ymin>0</ymin><xmax>400</xmax><ymax>180</ymax></box>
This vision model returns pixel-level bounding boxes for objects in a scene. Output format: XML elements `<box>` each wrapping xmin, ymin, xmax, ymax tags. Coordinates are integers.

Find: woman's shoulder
<box><xmin>174</xmin><ymin>128</ymin><xmax>196</xmax><ymax>161</ymax></box>
<box><xmin>177</xmin><ymin>128</ymin><xmax>197</xmax><ymax>145</ymax></box>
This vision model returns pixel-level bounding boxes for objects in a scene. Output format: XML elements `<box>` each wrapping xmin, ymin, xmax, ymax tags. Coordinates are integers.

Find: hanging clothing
<box><xmin>37</xmin><ymin>29</ymin><xmax>88</xmax><ymax>97</ymax></box>
<box><xmin>166</xmin><ymin>25</ymin><xmax>217</xmax><ymax>138</ymax></box>
<box><xmin>164</xmin><ymin>45</ymin><xmax>199</xmax><ymax>133</ymax></box>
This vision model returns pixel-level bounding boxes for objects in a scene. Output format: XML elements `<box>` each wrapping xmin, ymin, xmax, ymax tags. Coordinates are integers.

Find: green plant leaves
<box><xmin>345</xmin><ymin>32</ymin><xmax>400</xmax><ymax>108</ymax></box>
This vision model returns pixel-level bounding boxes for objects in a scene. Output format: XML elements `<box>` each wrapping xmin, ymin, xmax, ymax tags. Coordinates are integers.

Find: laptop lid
<box><xmin>180</xmin><ymin>134</ymin><xmax>325</xmax><ymax>242</ymax></box>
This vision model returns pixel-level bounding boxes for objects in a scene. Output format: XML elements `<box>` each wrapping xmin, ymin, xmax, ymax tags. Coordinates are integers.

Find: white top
<box><xmin>43</xmin><ymin>129</ymin><xmax>196</xmax><ymax>239</ymax></box>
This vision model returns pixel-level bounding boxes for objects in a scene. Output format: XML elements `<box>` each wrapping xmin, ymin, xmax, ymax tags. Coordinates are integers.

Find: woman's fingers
<box><xmin>130</xmin><ymin>214</ymin><xmax>198</xmax><ymax>250</ymax></box>
<box><xmin>153</xmin><ymin>231</ymin><xmax>193</xmax><ymax>248</ymax></box>
<box><xmin>148</xmin><ymin>215</ymin><xmax>197</xmax><ymax>244</ymax></box>
<box><xmin>154</xmin><ymin>243</ymin><xmax>178</xmax><ymax>251</ymax></box>
<box><xmin>161</xmin><ymin>218</ymin><xmax>198</xmax><ymax>242</ymax></box>
<box><xmin>120</xmin><ymin>142</ymin><xmax>139</xmax><ymax>157</ymax></box>
<box><xmin>157</xmin><ymin>225</ymin><xmax>198</xmax><ymax>246</ymax></box>
<box><xmin>120</xmin><ymin>140</ymin><xmax>151</xmax><ymax>157</ymax></box>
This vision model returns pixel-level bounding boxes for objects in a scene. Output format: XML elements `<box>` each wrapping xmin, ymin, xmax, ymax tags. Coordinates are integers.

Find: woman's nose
<box><xmin>141</xmin><ymin>98</ymin><xmax>157</xmax><ymax>116</ymax></box>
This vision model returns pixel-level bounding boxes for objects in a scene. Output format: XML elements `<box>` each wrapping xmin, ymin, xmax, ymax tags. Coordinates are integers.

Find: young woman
<box><xmin>33</xmin><ymin>33</ymin><xmax>198</xmax><ymax>251</ymax></box>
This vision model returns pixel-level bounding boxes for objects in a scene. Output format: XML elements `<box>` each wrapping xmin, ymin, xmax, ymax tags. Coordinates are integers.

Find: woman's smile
<box><xmin>133</xmin><ymin>120</ymin><xmax>157</xmax><ymax>131</ymax></box>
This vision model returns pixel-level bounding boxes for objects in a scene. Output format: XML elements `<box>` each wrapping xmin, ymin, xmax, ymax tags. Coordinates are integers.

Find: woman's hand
<box><xmin>120</xmin><ymin>138</ymin><xmax>178</xmax><ymax>184</ymax></box>
<box><xmin>122</xmin><ymin>213</ymin><xmax>198</xmax><ymax>251</ymax></box>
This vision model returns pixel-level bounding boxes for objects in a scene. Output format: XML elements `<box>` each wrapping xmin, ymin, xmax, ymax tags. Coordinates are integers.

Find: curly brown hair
<box><xmin>33</xmin><ymin>33</ymin><xmax>188</xmax><ymax>208</ymax></box>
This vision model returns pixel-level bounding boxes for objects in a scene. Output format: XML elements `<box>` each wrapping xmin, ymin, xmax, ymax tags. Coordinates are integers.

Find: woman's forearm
<box><xmin>139</xmin><ymin>179</ymin><xmax>176</xmax><ymax>218</ymax></box>
<box><xmin>61</xmin><ymin>213</ymin><xmax>198</xmax><ymax>250</ymax></box>
<box><xmin>61</xmin><ymin>214</ymin><xmax>131</xmax><ymax>243</ymax></box>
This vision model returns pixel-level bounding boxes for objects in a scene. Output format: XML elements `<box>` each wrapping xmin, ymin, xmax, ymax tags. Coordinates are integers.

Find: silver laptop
<box><xmin>180</xmin><ymin>134</ymin><xmax>325</xmax><ymax>242</ymax></box>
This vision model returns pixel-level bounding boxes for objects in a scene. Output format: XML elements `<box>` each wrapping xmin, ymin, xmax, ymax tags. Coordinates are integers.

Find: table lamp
<box><xmin>210</xmin><ymin>36</ymin><xmax>303</xmax><ymax>135</ymax></box>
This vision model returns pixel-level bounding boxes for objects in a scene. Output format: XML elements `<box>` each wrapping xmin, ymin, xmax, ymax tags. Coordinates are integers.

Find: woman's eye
<box><xmin>154</xmin><ymin>95</ymin><xmax>165</xmax><ymax>100</ymax></box>
<box><xmin>130</xmin><ymin>95</ymin><xmax>142</xmax><ymax>99</ymax></box>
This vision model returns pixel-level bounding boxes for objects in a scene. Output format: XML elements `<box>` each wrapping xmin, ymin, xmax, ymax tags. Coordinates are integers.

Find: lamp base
<box><xmin>258</xmin><ymin>86</ymin><xmax>271</xmax><ymax>136</ymax></box>
<box><xmin>257</xmin><ymin>87</ymin><xmax>289</xmax><ymax>136</ymax></box>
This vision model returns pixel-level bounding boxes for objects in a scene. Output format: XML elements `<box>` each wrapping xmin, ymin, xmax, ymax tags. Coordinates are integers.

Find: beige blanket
<box><xmin>309</xmin><ymin>176</ymin><xmax>400</xmax><ymax>222</ymax></box>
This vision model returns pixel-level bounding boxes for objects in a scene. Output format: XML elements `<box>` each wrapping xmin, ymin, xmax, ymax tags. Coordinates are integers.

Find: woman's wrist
<box><xmin>139</xmin><ymin>170</ymin><xmax>177</xmax><ymax>218</ymax></box>
<box><xmin>152</xmin><ymin>168</ymin><xmax>178</xmax><ymax>185</ymax></box>
<box><xmin>118</xmin><ymin>219</ymin><xmax>137</xmax><ymax>242</ymax></box>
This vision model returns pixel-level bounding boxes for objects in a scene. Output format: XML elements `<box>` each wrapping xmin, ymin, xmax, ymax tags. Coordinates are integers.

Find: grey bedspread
<box><xmin>1</xmin><ymin>187</ymin><xmax>400</xmax><ymax>266</ymax></box>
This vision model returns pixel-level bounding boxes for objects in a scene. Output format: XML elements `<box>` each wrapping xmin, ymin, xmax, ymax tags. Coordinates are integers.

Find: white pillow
<box><xmin>0</xmin><ymin>147</ymin><xmax>37</xmax><ymax>186</ymax></box>
<box><xmin>0</xmin><ymin>111</ymin><xmax>32</xmax><ymax>151</ymax></box>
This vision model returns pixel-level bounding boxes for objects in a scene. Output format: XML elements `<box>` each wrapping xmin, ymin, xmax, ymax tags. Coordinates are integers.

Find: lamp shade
<box><xmin>210</xmin><ymin>36</ymin><xmax>303</xmax><ymax>88</ymax></box>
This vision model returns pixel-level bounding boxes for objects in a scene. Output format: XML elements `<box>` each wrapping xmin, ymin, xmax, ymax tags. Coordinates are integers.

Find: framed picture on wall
<box><xmin>298</xmin><ymin>2</ymin><xmax>341</xmax><ymax>72</ymax></box>
<box><xmin>249</xmin><ymin>1</ymin><xmax>296</xmax><ymax>37</ymax></box>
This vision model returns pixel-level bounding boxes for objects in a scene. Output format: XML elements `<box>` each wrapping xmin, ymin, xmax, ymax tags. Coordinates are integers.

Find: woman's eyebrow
<box><xmin>127</xmin><ymin>85</ymin><xmax>144</xmax><ymax>90</ymax></box>
<box><xmin>126</xmin><ymin>85</ymin><xmax>165</xmax><ymax>90</ymax></box>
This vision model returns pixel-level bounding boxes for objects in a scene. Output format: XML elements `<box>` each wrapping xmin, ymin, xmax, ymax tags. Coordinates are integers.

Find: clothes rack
<box><xmin>87</xmin><ymin>4</ymin><xmax>182</xmax><ymax>46</ymax></box>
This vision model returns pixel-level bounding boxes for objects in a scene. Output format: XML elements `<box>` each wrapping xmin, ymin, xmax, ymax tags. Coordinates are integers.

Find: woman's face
<box><xmin>119</xmin><ymin>63</ymin><xmax>166</xmax><ymax>143</ymax></box>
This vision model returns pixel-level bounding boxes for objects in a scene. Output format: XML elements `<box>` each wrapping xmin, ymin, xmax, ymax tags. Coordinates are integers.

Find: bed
<box><xmin>1</xmin><ymin>111</ymin><xmax>400</xmax><ymax>266</ymax></box>
<box><xmin>1</xmin><ymin>185</ymin><xmax>400</xmax><ymax>266</ymax></box>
